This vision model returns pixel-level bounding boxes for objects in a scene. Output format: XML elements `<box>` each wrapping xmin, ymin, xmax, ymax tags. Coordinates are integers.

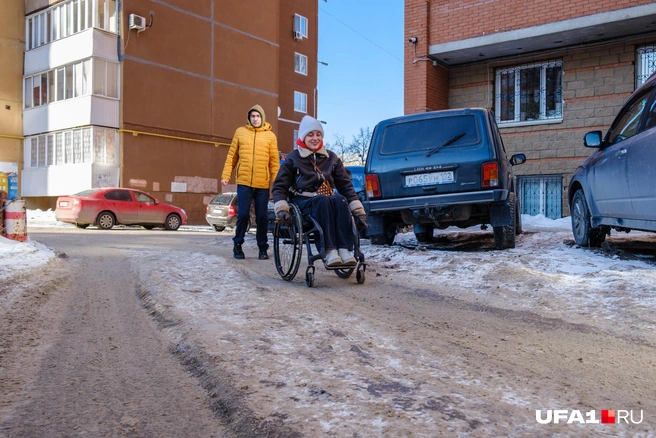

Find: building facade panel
<box><xmin>215</xmin><ymin>0</ymin><xmax>280</xmax><ymax>45</ymax></box>
<box><xmin>213</xmin><ymin>25</ymin><xmax>279</xmax><ymax>93</ymax></box>
<box><xmin>121</xmin><ymin>60</ymin><xmax>213</xmax><ymax>135</ymax></box>
<box><xmin>122</xmin><ymin>1</ymin><xmax>212</xmax><ymax>77</ymax></box>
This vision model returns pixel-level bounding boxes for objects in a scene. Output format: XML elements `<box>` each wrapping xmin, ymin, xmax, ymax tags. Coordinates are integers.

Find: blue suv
<box><xmin>363</xmin><ymin>108</ymin><xmax>526</xmax><ymax>249</ymax></box>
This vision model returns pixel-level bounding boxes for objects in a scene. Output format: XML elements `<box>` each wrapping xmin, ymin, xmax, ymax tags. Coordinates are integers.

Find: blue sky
<box><xmin>317</xmin><ymin>1</ymin><xmax>404</xmax><ymax>145</ymax></box>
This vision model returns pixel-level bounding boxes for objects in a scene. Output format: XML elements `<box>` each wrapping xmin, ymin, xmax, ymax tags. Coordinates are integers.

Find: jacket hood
<box><xmin>247</xmin><ymin>104</ymin><xmax>267</xmax><ymax>126</ymax></box>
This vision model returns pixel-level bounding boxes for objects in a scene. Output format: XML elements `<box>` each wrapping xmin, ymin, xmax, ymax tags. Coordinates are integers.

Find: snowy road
<box><xmin>1</xmin><ymin>214</ymin><xmax>655</xmax><ymax>436</ymax></box>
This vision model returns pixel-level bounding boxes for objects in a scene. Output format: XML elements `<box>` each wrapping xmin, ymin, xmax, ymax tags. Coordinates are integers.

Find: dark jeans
<box><xmin>291</xmin><ymin>193</ymin><xmax>354</xmax><ymax>251</ymax></box>
<box><xmin>233</xmin><ymin>184</ymin><xmax>270</xmax><ymax>251</ymax></box>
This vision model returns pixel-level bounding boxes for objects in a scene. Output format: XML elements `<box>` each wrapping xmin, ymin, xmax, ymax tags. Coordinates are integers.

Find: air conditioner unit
<box><xmin>293</xmin><ymin>31</ymin><xmax>303</xmax><ymax>41</ymax></box>
<box><xmin>129</xmin><ymin>14</ymin><xmax>146</xmax><ymax>32</ymax></box>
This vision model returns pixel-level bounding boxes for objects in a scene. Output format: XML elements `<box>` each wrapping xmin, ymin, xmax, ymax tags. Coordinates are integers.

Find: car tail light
<box><xmin>482</xmin><ymin>162</ymin><xmax>499</xmax><ymax>187</ymax></box>
<box><xmin>228</xmin><ymin>205</ymin><xmax>236</xmax><ymax>216</ymax></box>
<box><xmin>365</xmin><ymin>174</ymin><xmax>381</xmax><ymax>199</ymax></box>
<box><xmin>206</xmin><ymin>204</ymin><xmax>210</xmax><ymax>214</ymax></box>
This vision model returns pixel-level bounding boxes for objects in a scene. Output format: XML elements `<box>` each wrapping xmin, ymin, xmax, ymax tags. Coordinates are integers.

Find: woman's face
<box><xmin>303</xmin><ymin>130</ymin><xmax>323</xmax><ymax>151</ymax></box>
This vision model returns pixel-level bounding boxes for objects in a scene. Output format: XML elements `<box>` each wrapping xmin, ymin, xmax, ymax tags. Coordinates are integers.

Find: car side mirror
<box><xmin>584</xmin><ymin>131</ymin><xmax>603</xmax><ymax>148</ymax></box>
<box><xmin>510</xmin><ymin>153</ymin><xmax>526</xmax><ymax>166</ymax></box>
<box><xmin>154</xmin><ymin>200</ymin><xmax>159</xmax><ymax>205</ymax></box>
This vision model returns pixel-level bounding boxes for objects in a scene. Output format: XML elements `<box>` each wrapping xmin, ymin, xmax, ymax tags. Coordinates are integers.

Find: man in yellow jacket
<box><xmin>221</xmin><ymin>104</ymin><xmax>280</xmax><ymax>260</ymax></box>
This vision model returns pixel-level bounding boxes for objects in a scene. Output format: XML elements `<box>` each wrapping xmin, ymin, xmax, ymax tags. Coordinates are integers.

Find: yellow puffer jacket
<box><xmin>221</xmin><ymin>105</ymin><xmax>280</xmax><ymax>189</ymax></box>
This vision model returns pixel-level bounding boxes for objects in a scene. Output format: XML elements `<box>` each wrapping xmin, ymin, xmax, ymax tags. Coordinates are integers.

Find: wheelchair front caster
<box><xmin>305</xmin><ymin>266</ymin><xmax>315</xmax><ymax>287</ymax></box>
<box><xmin>356</xmin><ymin>267</ymin><xmax>365</xmax><ymax>284</ymax></box>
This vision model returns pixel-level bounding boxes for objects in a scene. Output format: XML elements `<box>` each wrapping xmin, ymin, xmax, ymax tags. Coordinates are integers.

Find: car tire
<box><xmin>493</xmin><ymin>192</ymin><xmax>516</xmax><ymax>250</ymax></box>
<box><xmin>213</xmin><ymin>225</ymin><xmax>226</xmax><ymax>232</ymax></box>
<box><xmin>413</xmin><ymin>224</ymin><xmax>434</xmax><ymax>243</ymax></box>
<box><xmin>164</xmin><ymin>214</ymin><xmax>181</xmax><ymax>231</ymax></box>
<box><xmin>96</xmin><ymin>212</ymin><xmax>115</xmax><ymax>230</ymax></box>
<box><xmin>75</xmin><ymin>223</ymin><xmax>90</xmax><ymax>229</ymax></box>
<box><xmin>570</xmin><ymin>190</ymin><xmax>606</xmax><ymax>247</ymax></box>
<box><xmin>370</xmin><ymin>217</ymin><xmax>396</xmax><ymax>245</ymax></box>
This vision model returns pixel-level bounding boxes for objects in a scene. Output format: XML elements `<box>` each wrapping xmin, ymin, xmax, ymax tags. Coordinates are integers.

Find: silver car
<box><xmin>569</xmin><ymin>71</ymin><xmax>656</xmax><ymax>246</ymax></box>
<box><xmin>205</xmin><ymin>193</ymin><xmax>255</xmax><ymax>232</ymax></box>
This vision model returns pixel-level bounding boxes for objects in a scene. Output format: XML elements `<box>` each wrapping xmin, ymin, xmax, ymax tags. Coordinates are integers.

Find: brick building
<box><xmin>9</xmin><ymin>0</ymin><xmax>318</xmax><ymax>224</ymax></box>
<box><xmin>405</xmin><ymin>0</ymin><xmax>656</xmax><ymax>217</ymax></box>
<box><xmin>0</xmin><ymin>0</ymin><xmax>25</xmax><ymax>180</ymax></box>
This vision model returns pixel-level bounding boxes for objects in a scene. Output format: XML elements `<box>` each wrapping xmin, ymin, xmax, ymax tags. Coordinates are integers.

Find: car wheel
<box><xmin>96</xmin><ymin>212</ymin><xmax>115</xmax><ymax>230</ymax></box>
<box><xmin>370</xmin><ymin>217</ymin><xmax>397</xmax><ymax>245</ymax></box>
<box><xmin>213</xmin><ymin>225</ymin><xmax>226</xmax><ymax>232</ymax></box>
<box><xmin>164</xmin><ymin>214</ymin><xmax>181</xmax><ymax>231</ymax></box>
<box><xmin>493</xmin><ymin>192</ymin><xmax>516</xmax><ymax>250</ymax></box>
<box><xmin>75</xmin><ymin>223</ymin><xmax>90</xmax><ymax>229</ymax></box>
<box><xmin>571</xmin><ymin>190</ymin><xmax>606</xmax><ymax>247</ymax></box>
<box><xmin>413</xmin><ymin>224</ymin><xmax>434</xmax><ymax>243</ymax></box>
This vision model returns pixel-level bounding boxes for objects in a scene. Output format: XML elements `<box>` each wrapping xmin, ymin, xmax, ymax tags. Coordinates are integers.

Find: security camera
<box><xmin>408</xmin><ymin>37</ymin><xmax>418</xmax><ymax>44</ymax></box>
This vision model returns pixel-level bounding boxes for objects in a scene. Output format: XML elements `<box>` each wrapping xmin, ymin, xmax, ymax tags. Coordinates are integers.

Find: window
<box><xmin>25</xmin><ymin>0</ymin><xmax>118</xmax><ymax>51</ymax></box>
<box><xmin>294</xmin><ymin>53</ymin><xmax>307</xmax><ymax>75</ymax></box>
<box><xmin>293</xmin><ymin>130</ymin><xmax>299</xmax><ymax>149</ymax></box>
<box><xmin>26</xmin><ymin>127</ymin><xmax>116</xmax><ymax>167</ymax></box>
<box><xmin>24</xmin><ymin>58</ymin><xmax>115</xmax><ymax>108</ymax></box>
<box><xmin>636</xmin><ymin>44</ymin><xmax>656</xmax><ymax>87</ymax></box>
<box><xmin>294</xmin><ymin>14</ymin><xmax>308</xmax><ymax>38</ymax></box>
<box><xmin>294</xmin><ymin>91</ymin><xmax>307</xmax><ymax>113</ymax></box>
<box><xmin>495</xmin><ymin>60</ymin><xmax>563</xmax><ymax>125</ymax></box>
<box><xmin>519</xmin><ymin>175</ymin><xmax>562</xmax><ymax>219</ymax></box>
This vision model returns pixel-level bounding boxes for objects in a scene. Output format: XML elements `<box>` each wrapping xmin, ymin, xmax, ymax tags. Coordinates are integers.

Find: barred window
<box><xmin>636</xmin><ymin>44</ymin><xmax>656</xmax><ymax>87</ymax></box>
<box><xmin>495</xmin><ymin>60</ymin><xmax>563</xmax><ymax>125</ymax></box>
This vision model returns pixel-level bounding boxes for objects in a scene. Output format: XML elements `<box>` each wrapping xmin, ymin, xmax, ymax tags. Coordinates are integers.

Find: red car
<box><xmin>55</xmin><ymin>188</ymin><xmax>187</xmax><ymax>231</ymax></box>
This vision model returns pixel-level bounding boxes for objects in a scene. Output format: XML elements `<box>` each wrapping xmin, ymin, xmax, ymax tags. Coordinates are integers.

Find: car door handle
<box><xmin>616</xmin><ymin>148</ymin><xmax>627</xmax><ymax>158</ymax></box>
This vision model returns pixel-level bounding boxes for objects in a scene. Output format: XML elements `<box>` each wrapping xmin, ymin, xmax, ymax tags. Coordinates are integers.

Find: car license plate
<box><xmin>405</xmin><ymin>171</ymin><xmax>454</xmax><ymax>187</ymax></box>
<box><xmin>59</xmin><ymin>201</ymin><xmax>69</xmax><ymax>207</ymax></box>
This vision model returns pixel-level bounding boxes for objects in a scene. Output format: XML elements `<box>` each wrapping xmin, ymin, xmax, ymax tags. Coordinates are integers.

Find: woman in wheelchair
<box><xmin>272</xmin><ymin>115</ymin><xmax>368</xmax><ymax>268</ymax></box>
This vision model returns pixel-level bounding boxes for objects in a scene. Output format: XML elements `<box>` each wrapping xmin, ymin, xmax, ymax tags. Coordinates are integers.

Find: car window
<box><xmin>643</xmin><ymin>93</ymin><xmax>656</xmax><ymax>131</ymax></box>
<box><xmin>104</xmin><ymin>189</ymin><xmax>133</xmax><ymax>202</ymax></box>
<box><xmin>134</xmin><ymin>192</ymin><xmax>156</xmax><ymax>204</ymax></box>
<box><xmin>379</xmin><ymin>115</ymin><xmax>481</xmax><ymax>155</ymax></box>
<box><xmin>210</xmin><ymin>194</ymin><xmax>234</xmax><ymax>205</ymax></box>
<box><xmin>74</xmin><ymin>189</ymin><xmax>101</xmax><ymax>197</ymax></box>
<box><xmin>607</xmin><ymin>93</ymin><xmax>649</xmax><ymax>144</ymax></box>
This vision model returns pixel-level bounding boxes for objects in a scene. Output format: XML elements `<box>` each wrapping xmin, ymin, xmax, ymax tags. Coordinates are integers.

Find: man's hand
<box><xmin>355</xmin><ymin>214</ymin><xmax>368</xmax><ymax>231</ymax></box>
<box><xmin>221</xmin><ymin>179</ymin><xmax>228</xmax><ymax>186</ymax></box>
<box><xmin>276</xmin><ymin>210</ymin><xmax>291</xmax><ymax>226</ymax></box>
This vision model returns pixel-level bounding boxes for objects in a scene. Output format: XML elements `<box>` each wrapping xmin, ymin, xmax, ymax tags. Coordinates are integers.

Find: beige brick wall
<box><xmin>444</xmin><ymin>40</ymin><xmax>654</xmax><ymax>216</ymax></box>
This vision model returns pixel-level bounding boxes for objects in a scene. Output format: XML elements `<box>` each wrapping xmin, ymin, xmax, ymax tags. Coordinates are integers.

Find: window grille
<box><xmin>495</xmin><ymin>60</ymin><xmax>563</xmax><ymax>125</ymax></box>
<box><xmin>636</xmin><ymin>44</ymin><xmax>656</xmax><ymax>87</ymax></box>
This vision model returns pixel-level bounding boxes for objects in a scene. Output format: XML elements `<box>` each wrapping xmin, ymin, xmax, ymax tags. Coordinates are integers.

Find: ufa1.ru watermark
<box><xmin>536</xmin><ymin>410</ymin><xmax>643</xmax><ymax>424</ymax></box>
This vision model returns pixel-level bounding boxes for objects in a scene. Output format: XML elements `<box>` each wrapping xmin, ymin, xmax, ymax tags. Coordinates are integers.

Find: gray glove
<box><xmin>276</xmin><ymin>210</ymin><xmax>291</xmax><ymax>226</ymax></box>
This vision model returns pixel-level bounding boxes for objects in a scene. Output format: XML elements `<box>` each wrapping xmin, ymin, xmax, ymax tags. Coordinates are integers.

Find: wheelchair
<box><xmin>273</xmin><ymin>203</ymin><xmax>366</xmax><ymax>287</ymax></box>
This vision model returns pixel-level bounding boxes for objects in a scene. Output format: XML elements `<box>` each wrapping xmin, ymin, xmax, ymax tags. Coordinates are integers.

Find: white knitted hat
<box><xmin>298</xmin><ymin>115</ymin><xmax>324</xmax><ymax>142</ymax></box>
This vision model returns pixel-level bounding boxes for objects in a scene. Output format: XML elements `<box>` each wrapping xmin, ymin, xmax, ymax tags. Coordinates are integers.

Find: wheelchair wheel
<box><xmin>273</xmin><ymin>203</ymin><xmax>303</xmax><ymax>281</ymax></box>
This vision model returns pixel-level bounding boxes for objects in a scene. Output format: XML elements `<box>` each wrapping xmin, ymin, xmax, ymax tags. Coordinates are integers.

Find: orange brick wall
<box><xmin>429</xmin><ymin>0</ymin><xmax>655</xmax><ymax>44</ymax></box>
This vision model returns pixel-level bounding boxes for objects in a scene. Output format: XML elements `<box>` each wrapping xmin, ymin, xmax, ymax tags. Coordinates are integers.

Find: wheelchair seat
<box><xmin>273</xmin><ymin>202</ymin><xmax>366</xmax><ymax>287</ymax></box>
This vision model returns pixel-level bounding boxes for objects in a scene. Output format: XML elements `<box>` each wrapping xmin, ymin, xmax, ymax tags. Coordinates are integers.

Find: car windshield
<box><xmin>379</xmin><ymin>114</ymin><xmax>480</xmax><ymax>155</ymax></box>
<box><xmin>210</xmin><ymin>194</ymin><xmax>234</xmax><ymax>205</ymax></box>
